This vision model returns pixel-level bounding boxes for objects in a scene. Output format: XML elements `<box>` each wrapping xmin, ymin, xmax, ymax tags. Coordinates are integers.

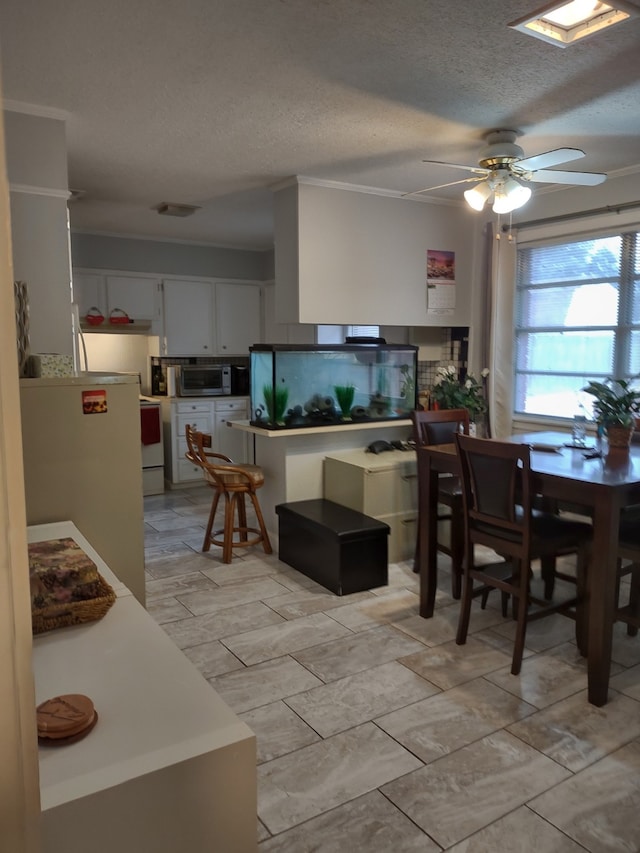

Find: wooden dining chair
<box><xmin>411</xmin><ymin>408</ymin><xmax>469</xmax><ymax>598</ymax></box>
<box><xmin>185</xmin><ymin>424</ymin><xmax>272</xmax><ymax>563</ymax></box>
<box><xmin>454</xmin><ymin>434</ymin><xmax>592</xmax><ymax>675</ymax></box>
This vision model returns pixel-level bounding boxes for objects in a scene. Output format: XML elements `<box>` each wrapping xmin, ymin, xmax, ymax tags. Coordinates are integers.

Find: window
<box><xmin>316</xmin><ymin>324</ymin><xmax>380</xmax><ymax>344</ymax></box>
<box><xmin>514</xmin><ymin>229</ymin><xmax>640</xmax><ymax>418</ymax></box>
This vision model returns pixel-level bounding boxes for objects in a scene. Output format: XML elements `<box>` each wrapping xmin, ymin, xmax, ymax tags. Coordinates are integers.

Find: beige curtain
<box><xmin>487</xmin><ymin>228</ymin><xmax>517</xmax><ymax>439</ymax></box>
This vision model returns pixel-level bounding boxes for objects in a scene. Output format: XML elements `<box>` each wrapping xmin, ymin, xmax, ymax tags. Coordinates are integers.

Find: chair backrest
<box><xmin>185</xmin><ymin>423</ymin><xmax>210</xmax><ymax>465</ymax></box>
<box><xmin>455</xmin><ymin>433</ymin><xmax>532</xmax><ymax>557</ymax></box>
<box><xmin>411</xmin><ymin>408</ymin><xmax>470</xmax><ymax>447</ymax></box>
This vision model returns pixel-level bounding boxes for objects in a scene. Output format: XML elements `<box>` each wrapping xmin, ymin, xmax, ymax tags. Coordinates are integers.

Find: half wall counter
<box><xmin>229</xmin><ymin>419</ymin><xmax>415</xmax><ymax>538</ymax></box>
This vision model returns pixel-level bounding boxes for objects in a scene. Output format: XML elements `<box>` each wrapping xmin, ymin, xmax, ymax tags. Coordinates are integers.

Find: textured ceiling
<box><xmin>1</xmin><ymin>0</ymin><xmax>640</xmax><ymax>250</ymax></box>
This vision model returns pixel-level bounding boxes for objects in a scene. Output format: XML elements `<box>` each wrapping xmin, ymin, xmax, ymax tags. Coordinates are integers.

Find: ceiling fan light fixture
<box><xmin>508</xmin><ymin>0</ymin><xmax>638</xmax><ymax>47</ymax></box>
<box><xmin>464</xmin><ymin>181</ymin><xmax>493</xmax><ymax>211</ymax></box>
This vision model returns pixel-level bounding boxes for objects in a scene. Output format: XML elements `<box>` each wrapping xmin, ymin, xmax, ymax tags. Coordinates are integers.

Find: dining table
<box><xmin>416</xmin><ymin>430</ymin><xmax>640</xmax><ymax>706</ymax></box>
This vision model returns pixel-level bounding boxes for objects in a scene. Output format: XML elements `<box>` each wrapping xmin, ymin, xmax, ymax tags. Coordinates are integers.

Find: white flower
<box><xmin>436</xmin><ymin>366</ymin><xmax>448</xmax><ymax>376</ymax></box>
<box><xmin>481</xmin><ymin>367</ymin><xmax>490</xmax><ymax>378</ymax></box>
<box><xmin>465</xmin><ymin>378</ymin><xmax>473</xmax><ymax>389</ymax></box>
<box><xmin>447</xmin><ymin>365</ymin><xmax>457</xmax><ymax>376</ymax></box>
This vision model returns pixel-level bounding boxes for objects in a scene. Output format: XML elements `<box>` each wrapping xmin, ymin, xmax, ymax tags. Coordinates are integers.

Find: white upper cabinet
<box><xmin>215</xmin><ymin>282</ymin><xmax>261</xmax><ymax>355</ymax></box>
<box><xmin>72</xmin><ymin>272</ymin><xmax>106</xmax><ymax>319</ymax></box>
<box><xmin>73</xmin><ymin>270</ymin><xmax>161</xmax><ymax>333</ymax></box>
<box><xmin>106</xmin><ymin>275</ymin><xmax>161</xmax><ymax>331</ymax></box>
<box><xmin>162</xmin><ymin>279</ymin><xmax>215</xmax><ymax>355</ymax></box>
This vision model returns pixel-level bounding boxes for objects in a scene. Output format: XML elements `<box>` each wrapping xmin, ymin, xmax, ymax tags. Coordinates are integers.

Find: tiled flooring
<box><xmin>144</xmin><ymin>486</ymin><xmax>640</xmax><ymax>852</ymax></box>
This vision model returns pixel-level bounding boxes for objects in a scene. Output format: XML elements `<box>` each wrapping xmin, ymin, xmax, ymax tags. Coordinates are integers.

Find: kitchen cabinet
<box><xmin>162</xmin><ymin>278</ymin><xmax>215</xmax><ymax>355</ymax></box>
<box><xmin>73</xmin><ymin>270</ymin><xmax>161</xmax><ymax>333</ymax></box>
<box><xmin>324</xmin><ymin>448</ymin><xmax>418</xmax><ymax>562</ymax></box>
<box><xmin>162</xmin><ymin>397</ymin><xmax>250</xmax><ymax>486</ymax></box>
<box><xmin>72</xmin><ymin>271</ymin><xmax>105</xmax><ymax>318</ymax></box>
<box><xmin>216</xmin><ymin>282</ymin><xmax>262</xmax><ymax>355</ymax></box>
<box><xmin>214</xmin><ymin>398</ymin><xmax>251</xmax><ymax>461</ymax></box>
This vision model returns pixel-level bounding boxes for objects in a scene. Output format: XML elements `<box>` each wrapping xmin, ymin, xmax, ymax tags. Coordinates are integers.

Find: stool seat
<box><xmin>215</xmin><ymin>464</ymin><xmax>265</xmax><ymax>487</ymax></box>
<box><xmin>185</xmin><ymin>425</ymin><xmax>272</xmax><ymax>564</ymax></box>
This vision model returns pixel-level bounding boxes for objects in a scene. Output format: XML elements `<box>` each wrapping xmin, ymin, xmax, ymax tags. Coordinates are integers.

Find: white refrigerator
<box><xmin>19</xmin><ymin>373</ymin><xmax>146</xmax><ymax>605</ymax></box>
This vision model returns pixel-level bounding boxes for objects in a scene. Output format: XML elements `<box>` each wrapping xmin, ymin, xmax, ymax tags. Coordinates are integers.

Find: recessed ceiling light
<box><xmin>509</xmin><ymin>0</ymin><xmax>638</xmax><ymax>47</ymax></box>
<box><xmin>153</xmin><ymin>202</ymin><xmax>201</xmax><ymax>217</ymax></box>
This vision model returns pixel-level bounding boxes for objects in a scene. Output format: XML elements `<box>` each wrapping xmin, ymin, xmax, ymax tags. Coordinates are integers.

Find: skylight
<box><xmin>509</xmin><ymin>0</ymin><xmax>638</xmax><ymax>47</ymax></box>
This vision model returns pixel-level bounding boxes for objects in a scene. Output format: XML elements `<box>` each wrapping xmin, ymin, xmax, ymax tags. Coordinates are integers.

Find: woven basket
<box><xmin>31</xmin><ymin>574</ymin><xmax>116</xmax><ymax>635</ymax></box>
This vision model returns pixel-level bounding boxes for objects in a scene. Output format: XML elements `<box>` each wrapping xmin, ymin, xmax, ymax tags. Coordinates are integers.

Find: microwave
<box><xmin>177</xmin><ymin>364</ymin><xmax>231</xmax><ymax>397</ymax></box>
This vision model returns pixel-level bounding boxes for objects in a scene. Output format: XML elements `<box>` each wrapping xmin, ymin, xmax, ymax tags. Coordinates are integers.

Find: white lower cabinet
<box><xmin>323</xmin><ymin>449</ymin><xmax>418</xmax><ymax>562</ymax></box>
<box><xmin>163</xmin><ymin>397</ymin><xmax>250</xmax><ymax>486</ymax></box>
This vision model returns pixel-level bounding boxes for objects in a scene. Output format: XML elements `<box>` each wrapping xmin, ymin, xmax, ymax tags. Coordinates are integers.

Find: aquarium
<box><xmin>250</xmin><ymin>343</ymin><xmax>418</xmax><ymax>429</ymax></box>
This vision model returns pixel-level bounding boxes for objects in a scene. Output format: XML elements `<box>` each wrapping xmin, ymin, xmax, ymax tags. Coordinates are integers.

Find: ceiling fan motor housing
<box><xmin>478</xmin><ymin>130</ymin><xmax>524</xmax><ymax>169</ymax></box>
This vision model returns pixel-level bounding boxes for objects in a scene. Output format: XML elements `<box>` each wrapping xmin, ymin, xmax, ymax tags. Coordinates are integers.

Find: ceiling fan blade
<box><xmin>422</xmin><ymin>159</ymin><xmax>490</xmax><ymax>176</ymax></box>
<box><xmin>403</xmin><ymin>176</ymin><xmax>485</xmax><ymax>198</ymax></box>
<box><xmin>523</xmin><ymin>168</ymin><xmax>607</xmax><ymax>186</ymax></box>
<box><xmin>516</xmin><ymin>148</ymin><xmax>585</xmax><ymax>171</ymax></box>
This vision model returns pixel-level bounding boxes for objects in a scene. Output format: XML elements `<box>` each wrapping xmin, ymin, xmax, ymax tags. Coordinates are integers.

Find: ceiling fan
<box><xmin>408</xmin><ymin>129</ymin><xmax>607</xmax><ymax>213</ymax></box>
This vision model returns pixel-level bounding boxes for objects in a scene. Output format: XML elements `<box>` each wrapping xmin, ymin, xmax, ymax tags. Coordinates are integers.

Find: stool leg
<box><xmin>222</xmin><ymin>493</ymin><xmax>236</xmax><ymax>564</ymax></box>
<box><xmin>203</xmin><ymin>490</ymin><xmax>221</xmax><ymax>552</ymax></box>
<box><xmin>249</xmin><ymin>490</ymin><xmax>273</xmax><ymax>555</ymax></box>
<box><xmin>237</xmin><ymin>493</ymin><xmax>248</xmax><ymax>542</ymax></box>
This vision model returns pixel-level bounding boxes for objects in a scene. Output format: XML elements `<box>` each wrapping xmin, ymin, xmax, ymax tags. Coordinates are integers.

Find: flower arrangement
<box><xmin>430</xmin><ymin>365</ymin><xmax>489</xmax><ymax>418</ymax></box>
<box><xmin>581</xmin><ymin>376</ymin><xmax>640</xmax><ymax>429</ymax></box>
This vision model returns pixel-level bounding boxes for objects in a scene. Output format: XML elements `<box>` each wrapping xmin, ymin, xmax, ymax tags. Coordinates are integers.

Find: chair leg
<box><xmin>511</xmin><ymin>592</ymin><xmax>528</xmax><ymax>676</ymax></box>
<box><xmin>456</xmin><ymin>551</ymin><xmax>473</xmax><ymax>646</ymax></box>
<box><xmin>540</xmin><ymin>556</ymin><xmax>556</xmax><ymax>600</ymax></box>
<box><xmin>249</xmin><ymin>490</ymin><xmax>273</xmax><ymax>555</ymax></box>
<box><xmin>202</xmin><ymin>491</ymin><xmax>221</xmax><ymax>552</ymax></box>
<box><xmin>450</xmin><ymin>510</ymin><xmax>464</xmax><ymax>600</ymax></box>
<box><xmin>575</xmin><ymin>545</ymin><xmax>589</xmax><ymax>655</ymax></box>
<box><xmin>412</xmin><ymin>535</ymin><xmax>419</xmax><ymax>574</ymax></box>
<box><xmin>627</xmin><ymin>564</ymin><xmax>640</xmax><ymax>637</ymax></box>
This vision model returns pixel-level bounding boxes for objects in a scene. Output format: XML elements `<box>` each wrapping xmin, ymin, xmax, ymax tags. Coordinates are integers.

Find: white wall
<box><xmin>274</xmin><ymin>179</ymin><xmax>478</xmax><ymax>327</ymax></box>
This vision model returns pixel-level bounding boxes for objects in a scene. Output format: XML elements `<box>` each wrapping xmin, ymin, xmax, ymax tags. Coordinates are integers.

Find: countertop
<box><xmin>228</xmin><ymin>418</ymin><xmax>413</xmax><ymax>438</ymax></box>
<box><xmin>20</xmin><ymin>372</ymin><xmax>141</xmax><ymax>388</ymax></box>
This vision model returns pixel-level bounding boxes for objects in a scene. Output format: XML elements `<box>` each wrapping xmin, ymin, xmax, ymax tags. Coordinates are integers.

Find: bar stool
<box><xmin>185</xmin><ymin>425</ymin><xmax>272</xmax><ymax>563</ymax></box>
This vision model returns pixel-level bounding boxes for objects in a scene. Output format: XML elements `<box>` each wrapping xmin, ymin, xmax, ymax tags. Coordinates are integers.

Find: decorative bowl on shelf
<box><xmin>85</xmin><ymin>307</ymin><xmax>105</xmax><ymax>326</ymax></box>
<box><xmin>109</xmin><ymin>308</ymin><xmax>131</xmax><ymax>325</ymax></box>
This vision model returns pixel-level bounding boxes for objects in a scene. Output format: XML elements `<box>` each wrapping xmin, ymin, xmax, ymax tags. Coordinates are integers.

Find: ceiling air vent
<box><xmin>154</xmin><ymin>202</ymin><xmax>201</xmax><ymax>217</ymax></box>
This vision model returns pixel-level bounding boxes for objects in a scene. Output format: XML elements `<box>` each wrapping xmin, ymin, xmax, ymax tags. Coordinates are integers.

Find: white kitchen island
<box><xmin>229</xmin><ymin>418</ymin><xmax>414</xmax><ymax>538</ymax></box>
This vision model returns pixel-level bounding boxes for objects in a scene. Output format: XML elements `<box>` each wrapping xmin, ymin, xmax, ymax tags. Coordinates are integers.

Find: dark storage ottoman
<box><xmin>275</xmin><ymin>498</ymin><xmax>389</xmax><ymax>595</ymax></box>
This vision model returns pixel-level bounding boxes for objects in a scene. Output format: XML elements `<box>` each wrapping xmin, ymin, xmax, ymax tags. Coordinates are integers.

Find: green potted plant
<box><xmin>430</xmin><ymin>365</ymin><xmax>489</xmax><ymax>421</ymax></box>
<box><xmin>582</xmin><ymin>376</ymin><xmax>640</xmax><ymax>449</ymax></box>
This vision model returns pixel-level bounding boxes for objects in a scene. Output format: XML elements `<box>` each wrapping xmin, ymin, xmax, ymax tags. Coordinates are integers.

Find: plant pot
<box><xmin>606</xmin><ymin>424</ymin><xmax>634</xmax><ymax>450</ymax></box>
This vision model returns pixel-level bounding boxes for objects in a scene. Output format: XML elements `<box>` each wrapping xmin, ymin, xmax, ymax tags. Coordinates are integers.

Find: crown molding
<box><xmin>9</xmin><ymin>183</ymin><xmax>71</xmax><ymax>199</ymax></box>
<box><xmin>2</xmin><ymin>100</ymin><xmax>69</xmax><ymax>121</ymax></box>
<box><xmin>69</xmin><ymin>227</ymin><xmax>271</xmax><ymax>253</ymax></box>
<box><xmin>270</xmin><ymin>174</ymin><xmax>459</xmax><ymax>206</ymax></box>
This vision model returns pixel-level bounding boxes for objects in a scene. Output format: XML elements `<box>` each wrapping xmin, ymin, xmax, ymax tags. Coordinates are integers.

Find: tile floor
<box><xmin>144</xmin><ymin>486</ymin><xmax>640</xmax><ymax>852</ymax></box>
